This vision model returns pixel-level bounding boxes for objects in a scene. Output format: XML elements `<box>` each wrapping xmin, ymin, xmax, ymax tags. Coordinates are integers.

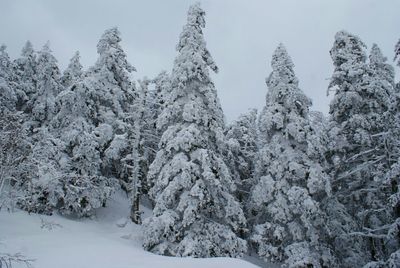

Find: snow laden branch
<box><xmin>0</xmin><ymin>252</ymin><xmax>35</xmax><ymax>268</ymax></box>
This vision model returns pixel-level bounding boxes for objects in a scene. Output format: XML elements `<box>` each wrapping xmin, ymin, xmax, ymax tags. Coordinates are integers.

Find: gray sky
<box><xmin>1</xmin><ymin>0</ymin><xmax>399</xmax><ymax>121</ymax></box>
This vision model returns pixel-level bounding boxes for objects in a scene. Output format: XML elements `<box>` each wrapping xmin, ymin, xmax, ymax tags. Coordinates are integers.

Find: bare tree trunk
<box><xmin>130</xmin><ymin>113</ymin><xmax>142</xmax><ymax>224</ymax></box>
<box><xmin>129</xmin><ymin>79</ymin><xmax>149</xmax><ymax>224</ymax></box>
<box><xmin>130</xmin><ymin>189</ymin><xmax>141</xmax><ymax>224</ymax></box>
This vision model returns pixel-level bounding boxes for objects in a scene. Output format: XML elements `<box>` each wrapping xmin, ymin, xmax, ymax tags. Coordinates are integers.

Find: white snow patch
<box><xmin>0</xmin><ymin>191</ymin><xmax>260</xmax><ymax>268</ymax></box>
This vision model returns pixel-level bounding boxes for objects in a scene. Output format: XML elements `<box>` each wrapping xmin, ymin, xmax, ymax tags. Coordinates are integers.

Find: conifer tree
<box><xmin>16</xmin><ymin>43</ymin><xmax>64</xmax><ymax>213</ymax></box>
<box><xmin>250</xmin><ymin>44</ymin><xmax>335</xmax><ymax>267</ymax></box>
<box><xmin>0</xmin><ymin>111</ymin><xmax>32</xmax><ymax>211</ymax></box>
<box><xmin>224</xmin><ymin>109</ymin><xmax>258</xmax><ymax>203</ymax></box>
<box><xmin>143</xmin><ymin>3</ymin><xmax>247</xmax><ymax>257</ymax></box>
<box><xmin>0</xmin><ymin>45</ymin><xmax>17</xmax><ymax>113</ymax></box>
<box><xmin>307</xmin><ymin>111</ymin><xmax>330</xmax><ymax>165</ymax></box>
<box><xmin>325</xmin><ymin>32</ymin><xmax>370</xmax><ymax>267</ymax></box>
<box><xmin>0</xmin><ymin>45</ymin><xmax>28</xmax><ymax>209</ymax></box>
<box><xmin>61</xmin><ymin>51</ymin><xmax>83</xmax><ymax>88</ymax></box>
<box><xmin>327</xmin><ymin>32</ymin><xmax>394</xmax><ymax>267</ymax></box>
<box><xmin>50</xmin><ymin>28</ymin><xmax>137</xmax><ymax>216</ymax></box>
<box><xmin>129</xmin><ymin>73</ymin><xmax>172</xmax><ymax>219</ymax></box>
<box><xmin>89</xmin><ymin>28</ymin><xmax>137</xmax><ymax>182</ymax></box>
<box><xmin>363</xmin><ymin>41</ymin><xmax>400</xmax><ymax>268</ymax></box>
<box><xmin>29</xmin><ymin>42</ymin><xmax>62</xmax><ymax>126</ymax></box>
<box><xmin>150</xmin><ymin>71</ymin><xmax>172</xmax><ymax>143</ymax></box>
<box><xmin>152</xmin><ymin>71</ymin><xmax>172</xmax><ymax>114</ymax></box>
<box><xmin>142</xmin><ymin>71</ymin><xmax>171</xmax><ymax>191</ymax></box>
<box><xmin>394</xmin><ymin>39</ymin><xmax>400</xmax><ymax>67</ymax></box>
<box><xmin>18</xmin><ymin>28</ymin><xmax>137</xmax><ymax>217</ymax></box>
<box><xmin>367</xmin><ymin>43</ymin><xmax>396</xmax><ymax>179</ymax></box>
<box><xmin>12</xmin><ymin>41</ymin><xmax>37</xmax><ymax>111</ymax></box>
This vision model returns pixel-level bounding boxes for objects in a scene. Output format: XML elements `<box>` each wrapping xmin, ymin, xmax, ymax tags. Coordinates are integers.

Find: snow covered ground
<box><xmin>0</xmin><ymin>191</ymin><xmax>264</xmax><ymax>268</ymax></box>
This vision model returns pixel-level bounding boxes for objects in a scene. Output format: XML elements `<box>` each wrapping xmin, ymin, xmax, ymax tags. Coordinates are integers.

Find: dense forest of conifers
<box><xmin>1</xmin><ymin>3</ymin><xmax>400</xmax><ymax>268</ymax></box>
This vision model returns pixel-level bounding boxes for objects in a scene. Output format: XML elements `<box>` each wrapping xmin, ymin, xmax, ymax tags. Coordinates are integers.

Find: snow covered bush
<box><xmin>16</xmin><ymin>128</ymin><xmax>115</xmax><ymax>217</ymax></box>
<box><xmin>0</xmin><ymin>111</ymin><xmax>32</xmax><ymax>212</ymax></box>
<box><xmin>16</xmin><ymin>130</ymin><xmax>65</xmax><ymax>215</ymax></box>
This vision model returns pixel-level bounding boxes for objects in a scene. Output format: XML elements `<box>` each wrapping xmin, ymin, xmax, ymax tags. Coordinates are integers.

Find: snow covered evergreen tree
<box><xmin>395</xmin><ymin>38</ymin><xmax>400</xmax><ymax>93</ymax></box>
<box><xmin>141</xmin><ymin>71</ymin><xmax>171</xmax><ymax>192</ymax></box>
<box><xmin>250</xmin><ymin>44</ymin><xmax>335</xmax><ymax>267</ymax></box>
<box><xmin>394</xmin><ymin>39</ymin><xmax>400</xmax><ymax>67</ymax></box>
<box><xmin>307</xmin><ymin>111</ymin><xmax>330</xmax><ymax>165</ymax></box>
<box><xmin>28</xmin><ymin>42</ymin><xmax>62</xmax><ymax>127</ymax></box>
<box><xmin>16</xmin><ymin>129</ymin><xmax>63</xmax><ymax>215</ymax></box>
<box><xmin>0</xmin><ymin>114</ymin><xmax>30</xmax><ymax>210</ymax></box>
<box><xmin>12</xmin><ymin>41</ymin><xmax>37</xmax><ymax>112</ymax></box>
<box><xmin>224</xmin><ymin>109</ymin><xmax>258</xmax><ymax>203</ymax></box>
<box><xmin>327</xmin><ymin>32</ymin><xmax>395</xmax><ymax>267</ymax></box>
<box><xmin>47</xmin><ymin>27</ymin><xmax>137</xmax><ymax>217</ymax></box>
<box><xmin>0</xmin><ymin>45</ymin><xmax>14</xmax><ymax>108</ymax></box>
<box><xmin>13</xmin><ymin>43</ymin><xmax>66</xmax><ymax>214</ymax></box>
<box><xmin>152</xmin><ymin>70</ymin><xmax>172</xmax><ymax>114</ymax></box>
<box><xmin>127</xmin><ymin>72</ymin><xmax>172</xmax><ymax>221</ymax></box>
<box><xmin>61</xmin><ymin>51</ymin><xmax>83</xmax><ymax>88</ymax></box>
<box><xmin>0</xmin><ymin>45</ymin><xmax>32</xmax><ymax>210</ymax></box>
<box><xmin>362</xmin><ymin>41</ymin><xmax>400</xmax><ymax>268</ymax></box>
<box><xmin>0</xmin><ymin>45</ymin><xmax>17</xmax><ymax>113</ymax></box>
<box><xmin>367</xmin><ymin>43</ymin><xmax>396</xmax><ymax>180</ymax></box>
<box><xmin>143</xmin><ymin>3</ymin><xmax>247</xmax><ymax>257</ymax></box>
<box><xmin>90</xmin><ymin>27</ymin><xmax>144</xmax><ymax>220</ymax></box>
<box><xmin>148</xmin><ymin>71</ymin><xmax>171</xmax><ymax>149</ymax></box>
<box><xmin>18</xmin><ymin>28</ymin><xmax>137</xmax><ymax>217</ymax></box>
<box><xmin>369</xmin><ymin>44</ymin><xmax>395</xmax><ymax>86</ymax></box>
<box><xmin>325</xmin><ymin>32</ymin><xmax>370</xmax><ymax>267</ymax></box>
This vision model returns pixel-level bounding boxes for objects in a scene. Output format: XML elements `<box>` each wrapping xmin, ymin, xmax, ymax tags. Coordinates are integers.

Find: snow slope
<box><xmin>0</xmin><ymin>191</ymin><xmax>261</xmax><ymax>268</ymax></box>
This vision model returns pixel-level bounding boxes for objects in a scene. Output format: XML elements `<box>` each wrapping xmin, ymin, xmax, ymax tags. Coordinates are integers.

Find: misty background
<box><xmin>1</xmin><ymin>0</ymin><xmax>399</xmax><ymax>121</ymax></box>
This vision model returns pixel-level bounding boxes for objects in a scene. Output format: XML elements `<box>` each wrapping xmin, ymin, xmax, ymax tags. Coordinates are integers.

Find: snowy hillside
<box><xmin>0</xmin><ymin>192</ymin><xmax>261</xmax><ymax>268</ymax></box>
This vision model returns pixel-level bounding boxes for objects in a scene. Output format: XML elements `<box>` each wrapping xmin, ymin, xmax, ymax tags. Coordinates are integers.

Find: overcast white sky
<box><xmin>1</xmin><ymin>0</ymin><xmax>399</xmax><ymax>121</ymax></box>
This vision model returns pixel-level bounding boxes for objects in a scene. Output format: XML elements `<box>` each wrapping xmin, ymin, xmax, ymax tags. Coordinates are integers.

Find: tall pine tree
<box><xmin>250</xmin><ymin>44</ymin><xmax>335</xmax><ymax>267</ymax></box>
<box><xmin>143</xmin><ymin>3</ymin><xmax>247</xmax><ymax>257</ymax></box>
<box><xmin>327</xmin><ymin>32</ymin><xmax>394</xmax><ymax>267</ymax></box>
<box><xmin>362</xmin><ymin>39</ymin><xmax>400</xmax><ymax>268</ymax></box>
